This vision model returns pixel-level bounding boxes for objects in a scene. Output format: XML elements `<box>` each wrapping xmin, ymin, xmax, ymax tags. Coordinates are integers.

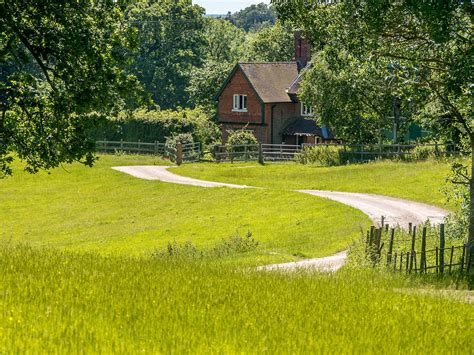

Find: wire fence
<box><xmin>366</xmin><ymin>222</ymin><xmax>472</xmax><ymax>275</ymax></box>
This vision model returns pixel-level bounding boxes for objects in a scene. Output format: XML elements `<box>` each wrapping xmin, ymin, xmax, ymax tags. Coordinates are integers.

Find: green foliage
<box><xmin>296</xmin><ymin>146</ymin><xmax>347</xmax><ymax>166</ymax></box>
<box><xmin>226</xmin><ymin>129</ymin><xmax>258</xmax><ymax>147</ymax></box>
<box><xmin>299</xmin><ymin>50</ymin><xmax>407</xmax><ymax>143</ymax></box>
<box><xmin>187</xmin><ymin>18</ymin><xmax>293</xmax><ymax>109</ymax></box>
<box><xmin>274</xmin><ymin>0</ymin><xmax>474</xmax><ymax>247</ymax></box>
<box><xmin>92</xmin><ymin>107</ymin><xmax>219</xmax><ymax>145</ymax></box>
<box><xmin>225</xmin><ymin>130</ymin><xmax>259</xmax><ymax>160</ymax></box>
<box><xmin>444</xmin><ymin>160</ymin><xmax>472</xmax><ymax>240</ymax></box>
<box><xmin>230</xmin><ymin>3</ymin><xmax>277</xmax><ymax>31</ymax></box>
<box><xmin>0</xmin><ymin>0</ymin><xmax>140</xmax><ymax>176</ymax></box>
<box><xmin>126</xmin><ymin>0</ymin><xmax>206</xmax><ymax>109</ymax></box>
<box><xmin>165</xmin><ymin>133</ymin><xmax>194</xmax><ymax>151</ymax></box>
<box><xmin>1</xmin><ymin>243</ymin><xmax>472</xmax><ymax>352</ymax></box>
<box><xmin>246</xmin><ymin>21</ymin><xmax>294</xmax><ymax>62</ymax></box>
<box><xmin>154</xmin><ymin>232</ymin><xmax>259</xmax><ymax>260</ymax></box>
<box><xmin>407</xmin><ymin>145</ymin><xmax>442</xmax><ymax>162</ymax></box>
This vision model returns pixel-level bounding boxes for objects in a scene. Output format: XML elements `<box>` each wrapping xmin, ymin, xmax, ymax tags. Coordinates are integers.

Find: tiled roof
<box><xmin>238</xmin><ymin>62</ymin><xmax>299</xmax><ymax>103</ymax></box>
<box><xmin>283</xmin><ymin>118</ymin><xmax>334</xmax><ymax>138</ymax></box>
<box><xmin>287</xmin><ymin>62</ymin><xmax>311</xmax><ymax>95</ymax></box>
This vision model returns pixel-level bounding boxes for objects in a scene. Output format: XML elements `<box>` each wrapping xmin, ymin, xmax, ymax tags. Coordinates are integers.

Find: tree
<box><xmin>126</xmin><ymin>0</ymin><xmax>206</xmax><ymax>109</ymax></box>
<box><xmin>230</xmin><ymin>3</ymin><xmax>277</xmax><ymax>32</ymax></box>
<box><xmin>299</xmin><ymin>48</ymin><xmax>415</xmax><ymax>143</ymax></box>
<box><xmin>186</xmin><ymin>18</ymin><xmax>246</xmax><ymax>109</ymax></box>
<box><xmin>0</xmin><ymin>0</ymin><xmax>139</xmax><ymax>176</ymax></box>
<box><xmin>274</xmin><ymin>0</ymin><xmax>474</xmax><ymax>266</ymax></box>
<box><xmin>246</xmin><ymin>22</ymin><xmax>294</xmax><ymax>62</ymax></box>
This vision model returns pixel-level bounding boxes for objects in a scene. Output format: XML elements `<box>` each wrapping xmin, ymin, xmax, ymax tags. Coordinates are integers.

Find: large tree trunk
<box><xmin>468</xmin><ymin>138</ymin><xmax>474</xmax><ymax>273</ymax></box>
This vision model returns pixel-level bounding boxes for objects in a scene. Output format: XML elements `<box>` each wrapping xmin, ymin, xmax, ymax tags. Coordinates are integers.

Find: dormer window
<box><xmin>233</xmin><ymin>94</ymin><xmax>247</xmax><ymax>112</ymax></box>
<box><xmin>301</xmin><ymin>102</ymin><xmax>313</xmax><ymax>117</ymax></box>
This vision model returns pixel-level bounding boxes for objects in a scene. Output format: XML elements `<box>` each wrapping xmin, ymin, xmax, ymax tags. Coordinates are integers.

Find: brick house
<box><xmin>215</xmin><ymin>32</ymin><xmax>335</xmax><ymax>145</ymax></box>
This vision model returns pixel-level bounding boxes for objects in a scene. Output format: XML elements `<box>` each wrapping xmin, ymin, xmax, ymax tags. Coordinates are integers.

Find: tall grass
<box><xmin>1</xmin><ymin>243</ymin><xmax>472</xmax><ymax>353</ymax></box>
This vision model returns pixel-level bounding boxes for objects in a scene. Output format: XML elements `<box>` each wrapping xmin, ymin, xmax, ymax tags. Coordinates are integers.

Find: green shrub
<box><xmin>91</xmin><ymin>107</ymin><xmax>220</xmax><ymax>145</ymax></box>
<box><xmin>296</xmin><ymin>146</ymin><xmax>347</xmax><ymax>166</ymax></box>
<box><xmin>165</xmin><ymin>133</ymin><xmax>194</xmax><ymax>151</ymax></box>
<box><xmin>225</xmin><ymin>130</ymin><xmax>259</xmax><ymax>160</ymax></box>
<box><xmin>226</xmin><ymin>129</ymin><xmax>258</xmax><ymax>146</ymax></box>
<box><xmin>408</xmin><ymin>145</ymin><xmax>437</xmax><ymax>161</ymax></box>
<box><xmin>153</xmin><ymin>232</ymin><xmax>259</xmax><ymax>260</ymax></box>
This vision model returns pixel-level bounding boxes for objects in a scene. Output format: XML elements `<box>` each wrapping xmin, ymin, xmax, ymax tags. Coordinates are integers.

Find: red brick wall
<box><xmin>218</xmin><ymin>68</ymin><xmax>262</xmax><ymax>124</ymax></box>
<box><xmin>267</xmin><ymin>102</ymin><xmax>300</xmax><ymax>144</ymax></box>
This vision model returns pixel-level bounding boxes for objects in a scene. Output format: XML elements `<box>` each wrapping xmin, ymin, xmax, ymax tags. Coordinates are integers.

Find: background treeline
<box><xmin>93</xmin><ymin>1</ymin><xmax>289</xmax><ymax>144</ymax></box>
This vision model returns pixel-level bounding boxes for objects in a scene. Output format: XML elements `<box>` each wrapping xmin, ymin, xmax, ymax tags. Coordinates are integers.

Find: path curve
<box><xmin>298</xmin><ymin>190</ymin><xmax>447</xmax><ymax>228</ymax></box>
<box><xmin>113</xmin><ymin>165</ymin><xmax>449</xmax><ymax>272</ymax></box>
<box><xmin>113</xmin><ymin>166</ymin><xmax>250</xmax><ymax>189</ymax></box>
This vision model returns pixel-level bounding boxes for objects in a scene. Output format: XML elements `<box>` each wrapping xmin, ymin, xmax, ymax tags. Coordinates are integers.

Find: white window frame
<box><xmin>301</xmin><ymin>102</ymin><xmax>313</xmax><ymax>117</ymax></box>
<box><xmin>232</xmin><ymin>94</ymin><xmax>248</xmax><ymax>112</ymax></box>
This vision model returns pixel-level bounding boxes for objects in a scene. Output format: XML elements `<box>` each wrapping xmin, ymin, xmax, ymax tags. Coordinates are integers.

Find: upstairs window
<box><xmin>301</xmin><ymin>102</ymin><xmax>313</xmax><ymax>117</ymax></box>
<box><xmin>233</xmin><ymin>94</ymin><xmax>247</xmax><ymax>112</ymax></box>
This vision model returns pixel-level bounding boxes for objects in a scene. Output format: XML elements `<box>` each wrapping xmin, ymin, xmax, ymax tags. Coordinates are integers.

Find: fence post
<box><xmin>244</xmin><ymin>144</ymin><xmax>248</xmax><ymax>161</ymax></box>
<box><xmin>420</xmin><ymin>226</ymin><xmax>427</xmax><ymax>273</ymax></box>
<box><xmin>120</xmin><ymin>139</ymin><xmax>123</xmax><ymax>150</ymax></box>
<box><xmin>154</xmin><ymin>141</ymin><xmax>158</xmax><ymax>155</ymax></box>
<box><xmin>258</xmin><ymin>143</ymin><xmax>264</xmax><ymax>165</ymax></box>
<box><xmin>439</xmin><ymin>223</ymin><xmax>445</xmax><ymax>274</ymax></box>
<box><xmin>104</xmin><ymin>138</ymin><xmax>107</xmax><ymax>153</ymax></box>
<box><xmin>176</xmin><ymin>143</ymin><xmax>183</xmax><ymax>166</ymax></box>
<box><xmin>387</xmin><ymin>228</ymin><xmax>395</xmax><ymax>265</ymax></box>
<box><xmin>410</xmin><ymin>226</ymin><xmax>416</xmax><ymax>272</ymax></box>
<box><xmin>449</xmin><ymin>246</ymin><xmax>454</xmax><ymax>273</ymax></box>
<box><xmin>214</xmin><ymin>145</ymin><xmax>221</xmax><ymax>163</ymax></box>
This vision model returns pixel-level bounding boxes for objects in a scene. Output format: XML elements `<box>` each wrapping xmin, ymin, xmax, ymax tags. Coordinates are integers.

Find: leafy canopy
<box><xmin>0</xmin><ymin>0</ymin><xmax>139</xmax><ymax>176</ymax></box>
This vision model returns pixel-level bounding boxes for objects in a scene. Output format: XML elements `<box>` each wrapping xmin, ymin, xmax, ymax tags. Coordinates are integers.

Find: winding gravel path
<box><xmin>113</xmin><ymin>165</ymin><xmax>449</xmax><ymax>272</ymax></box>
<box><xmin>113</xmin><ymin>166</ymin><xmax>250</xmax><ymax>188</ymax></box>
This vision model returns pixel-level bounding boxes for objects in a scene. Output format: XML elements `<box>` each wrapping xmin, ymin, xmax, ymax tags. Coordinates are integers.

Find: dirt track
<box><xmin>113</xmin><ymin>165</ymin><xmax>449</xmax><ymax>272</ymax></box>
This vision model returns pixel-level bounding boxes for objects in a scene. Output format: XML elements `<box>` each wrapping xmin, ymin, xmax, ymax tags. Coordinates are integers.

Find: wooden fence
<box><xmin>96</xmin><ymin>140</ymin><xmax>201</xmax><ymax>165</ymax></box>
<box><xmin>212</xmin><ymin>142</ymin><xmax>459</xmax><ymax>163</ymax></box>
<box><xmin>213</xmin><ymin>144</ymin><xmax>301</xmax><ymax>162</ymax></box>
<box><xmin>366</xmin><ymin>222</ymin><xmax>472</xmax><ymax>274</ymax></box>
<box><xmin>96</xmin><ymin>140</ymin><xmax>461</xmax><ymax>165</ymax></box>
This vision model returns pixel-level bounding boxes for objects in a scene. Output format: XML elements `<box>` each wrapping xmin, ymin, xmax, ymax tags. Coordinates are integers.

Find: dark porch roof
<box><xmin>283</xmin><ymin>118</ymin><xmax>334</xmax><ymax>139</ymax></box>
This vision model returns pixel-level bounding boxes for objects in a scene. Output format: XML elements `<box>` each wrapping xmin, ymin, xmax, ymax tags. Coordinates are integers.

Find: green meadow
<box><xmin>174</xmin><ymin>160</ymin><xmax>455</xmax><ymax>208</ymax></box>
<box><xmin>1</xmin><ymin>154</ymin><xmax>472</xmax><ymax>353</ymax></box>
<box><xmin>0</xmin><ymin>155</ymin><xmax>369</xmax><ymax>263</ymax></box>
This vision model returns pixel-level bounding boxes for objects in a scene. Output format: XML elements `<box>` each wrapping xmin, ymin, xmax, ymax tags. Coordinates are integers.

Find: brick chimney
<box><xmin>294</xmin><ymin>30</ymin><xmax>311</xmax><ymax>70</ymax></box>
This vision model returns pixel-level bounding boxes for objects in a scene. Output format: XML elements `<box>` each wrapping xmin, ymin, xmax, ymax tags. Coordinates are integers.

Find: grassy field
<box><xmin>1</xmin><ymin>155</ymin><xmax>472</xmax><ymax>353</ymax></box>
<box><xmin>174</xmin><ymin>160</ymin><xmax>455</xmax><ymax>208</ymax></box>
<box><xmin>0</xmin><ymin>155</ymin><xmax>370</xmax><ymax>264</ymax></box>
<box><xmin>1</xmin><ymin>244</ymin><xmax>472</xmax><ymax>353</ymax></box>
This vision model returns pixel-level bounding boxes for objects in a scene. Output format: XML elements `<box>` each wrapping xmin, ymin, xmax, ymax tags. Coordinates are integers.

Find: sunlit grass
<box><xmin>0</xmin><ymin>154</ymin><xmax>370</xmax><ymax>264</ymax></box>
<box><xmin>174</xmin><ymin>159</ymin><xmax>455</xmax><ymax>209</ymax></box>
<box><xmin>0</xmin><ymin>244</ymin><xmax>472</xmax><ymax>353</ymax></box>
